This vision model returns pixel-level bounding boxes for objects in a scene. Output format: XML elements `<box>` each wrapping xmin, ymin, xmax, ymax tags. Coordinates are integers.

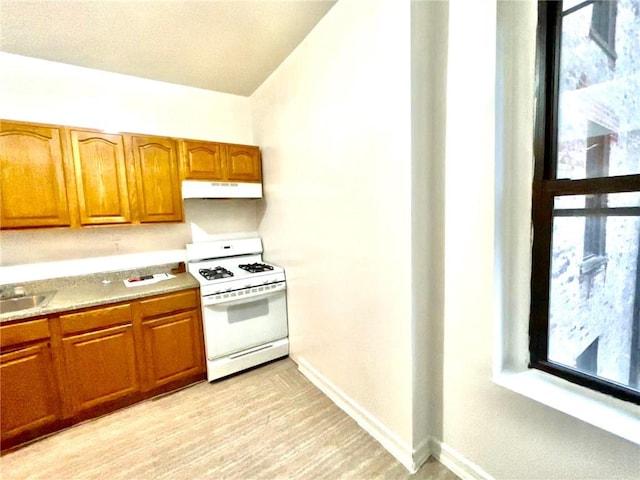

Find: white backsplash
<box><xmin>0</xmin><ymin>200</ymin><xmax>260</xmax><ymax>275</ymax></box>
<box><xmin>0</xmin><ymin>250</ymin><xmax>186</xmax><ymax>285</ymax></box>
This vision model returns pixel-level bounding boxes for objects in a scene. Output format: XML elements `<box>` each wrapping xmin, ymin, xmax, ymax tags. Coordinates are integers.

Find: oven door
<box><xmin>201</xmin><ymin>288</ymin><xmax>288</xmax><ymax>359</ymax></box>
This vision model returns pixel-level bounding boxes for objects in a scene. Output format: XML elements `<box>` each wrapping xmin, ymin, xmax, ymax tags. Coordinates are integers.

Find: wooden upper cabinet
<box><xmin>130</xmin><ymin>135</ymin><xmax>183</xmax><ymax>223</ymax></box>
<box><xmin>1</xmin><ymin>119</ymin><xmax>263</xmax><ymax>231</ymax></box>
<box><xmin>69</xmin><ymin>129</ymin><xmax>132</xmax><ymax>225</ymax></box>
<box><xmin>182</xmin><ymin>140</ymin><xmax>225</xmax><ymax>181</ymax></box>
<box><xmin>0</xmin><ymin>121</ymin><xmax>72</xmax><ymax>228</ymax></box>
<box><xmin>181</xmin><ymin>140</ymin><xmax>261</xmax><ymax>183</ymax></box>
<box><xmin>226</xmin><ymin>144</ymin><xmax>261</xmax><ymax>183</ymax></box>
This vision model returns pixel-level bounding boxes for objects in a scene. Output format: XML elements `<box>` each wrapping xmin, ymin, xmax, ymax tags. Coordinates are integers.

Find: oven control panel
<box><xmin>202</xmin><ymin>281</ymin><xmax>286</xmax><ymax>305</ymax></box>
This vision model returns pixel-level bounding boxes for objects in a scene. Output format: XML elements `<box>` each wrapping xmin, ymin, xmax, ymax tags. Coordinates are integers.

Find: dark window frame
<box><xmin>530</xmin><ymin>0</ymin><xmax>640</xmax><ymax>405</ymax></box>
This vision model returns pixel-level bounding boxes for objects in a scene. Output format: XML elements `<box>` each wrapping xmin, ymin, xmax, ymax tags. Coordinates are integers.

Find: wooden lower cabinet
<box><xmin>0</xmin><ymin>288</ymin><xmax>205</xmax><ymax>451</ymax></box>
<box><xmin>62</xmin><ymin>324</ymin><xmax>139</xmax><ymax>414</ymax></box>
<box><xmin>59</xmin><ymin>303</ymin><xmax>139</xmax><ymax>415</ymax></box>
<box><xmin>0</xmin><ymin>341</ymin><xmax>61</xmax><ymax>441</ymax></box>
<box><xmin>142</xmin><ymin>310</ymin><xmax>204</xmax><ymax>389</ymax></box>
<box><xmin>139</xmin><ymin>289</ymin><xmax>205</xmax><ymax>390</ymax></box>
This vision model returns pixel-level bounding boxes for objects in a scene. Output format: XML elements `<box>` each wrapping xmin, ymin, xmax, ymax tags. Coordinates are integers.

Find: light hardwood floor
<box><xmin>1</xmin><ymin>358</ymin><xmax>457</xmax><ymax>480</ymax></box>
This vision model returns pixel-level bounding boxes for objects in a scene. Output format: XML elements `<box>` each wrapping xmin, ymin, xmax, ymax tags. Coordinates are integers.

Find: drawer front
<box><xmin>0</xmin><ymin>319</ymin><xmax>50</xmax><ymax>349</ymax></box>
<box><xmin>138</xmin><ymin>289</ymin><xmax>198</xmax><ymax>318</ymax></box>
<box><xmin>60</xmin><ymin>304</ymin><xmax>132</xmax><ymax>335</ymax></box>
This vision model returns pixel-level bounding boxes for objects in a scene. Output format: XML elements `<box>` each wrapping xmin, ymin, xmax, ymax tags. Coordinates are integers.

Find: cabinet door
<box><xmin>69</xmin><ymin>129</ymin><xmax>132</xmax><ymax>225</ymax></box>
<box><xmin>226</xmin><ymin>144</ymin><xmax>262</xmax><ymax>183</ymax></box>
<box><xmin>141</xmin><ymin>310</ymin><xmax>205</xmax><ymax>389</ymax></box>
<box><xmin>1</xmin><ymin>342</ymin><xmax>61</xmax><ymax>440</ymax></box>
<box><xmin>182</xmin><ymin>140</ymin><xmax>225</xmax><ymax>181</ymax></box>
<box><xmin>62</xmin><ymin>324</ymin><xmax>139</xmax><ymax>414</ymax></box>
<box><xmin>0</xmin><ymin>121</ymin><xmax>72</xmax><ymax>228</ymax></box>
<box><xmin>130</xmin><ymin>135</ymin><xmax>183</xmax><ymax>223</ymax></box>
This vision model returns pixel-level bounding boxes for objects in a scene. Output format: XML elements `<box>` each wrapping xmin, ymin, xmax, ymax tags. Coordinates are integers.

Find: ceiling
<box><xmin>0</xmin><ymin>0</ymin><xmax>336</xmax><ymax>96</ymax></box>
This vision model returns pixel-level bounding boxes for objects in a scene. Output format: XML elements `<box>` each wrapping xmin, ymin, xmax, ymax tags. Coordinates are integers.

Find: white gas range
<box><xmin>186</xmin><ymin>237</ymin><xmax>289</xmax><ymax>381</ymax></box>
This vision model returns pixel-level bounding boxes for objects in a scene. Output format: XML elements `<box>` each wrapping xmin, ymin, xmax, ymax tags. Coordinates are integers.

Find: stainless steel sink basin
<box><xmin>0</xmin><ymin>291</ymin><xmax>56</xmax><ymax>314</ymax></box>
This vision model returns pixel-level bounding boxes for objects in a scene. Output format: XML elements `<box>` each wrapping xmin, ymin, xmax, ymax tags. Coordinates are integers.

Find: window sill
<box><xmin>494</xmin><ymin>367</ymin><xmax>640</xmax><ymax>446</ymax></box>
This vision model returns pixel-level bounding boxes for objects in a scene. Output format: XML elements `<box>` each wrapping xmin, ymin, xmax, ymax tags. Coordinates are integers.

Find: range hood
<box><xmin>182</xmin><ymin>180</ymin><xmax>262</xmax><ymax>199</ymax></box>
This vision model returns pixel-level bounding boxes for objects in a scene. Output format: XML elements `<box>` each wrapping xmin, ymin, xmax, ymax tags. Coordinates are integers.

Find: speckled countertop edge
<box><xmin>0</xmin><ymin>264</ymin><xmax>200</xmax><ymax>323</ymax></box>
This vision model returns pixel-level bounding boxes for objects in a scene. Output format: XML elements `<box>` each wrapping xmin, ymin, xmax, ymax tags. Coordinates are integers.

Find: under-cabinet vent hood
<box><xmin>181</xmin><ymin>180</ymin><xmax>262</xmax><ymax>199</ymax></box>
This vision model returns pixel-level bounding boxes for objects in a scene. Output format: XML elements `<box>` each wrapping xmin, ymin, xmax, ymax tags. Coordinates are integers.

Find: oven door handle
<box><xmin>202</xmin><ymin>289</ymin><xmax>283</xmax><ymax>308</ymax></box>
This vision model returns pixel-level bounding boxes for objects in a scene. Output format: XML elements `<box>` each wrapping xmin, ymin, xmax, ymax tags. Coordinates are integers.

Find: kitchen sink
<box><xmin>0</xmin><ymin>291</ymin><xmax>56</xmax><ymax>314</ymax></box>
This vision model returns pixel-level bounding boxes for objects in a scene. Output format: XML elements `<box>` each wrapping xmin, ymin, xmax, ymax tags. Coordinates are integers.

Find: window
<box><xmin>590</xmin><ymin>0</ymin><xmax>618</xmax><ymax>58</ymax></box>
<box><xmin>531</xmin><ymin>0</ymin><xmax>640</xmax><ymax>404</ymax></box>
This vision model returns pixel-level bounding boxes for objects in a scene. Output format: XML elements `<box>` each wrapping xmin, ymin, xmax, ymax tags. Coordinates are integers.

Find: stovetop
<box><xmin>185</xmin><ymin>238</ymin><xmax>285</xmax><ymax>295</ymax></box>
<box><xmin>190</xmin><ymin>259</ymin><xmax>282</xmax><ymax>283</ymax></box>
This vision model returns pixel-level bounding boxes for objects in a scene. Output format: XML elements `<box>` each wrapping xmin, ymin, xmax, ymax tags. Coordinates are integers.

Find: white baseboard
<box><xmin>428</xmin><ymin>437</ymin><xmax>495</xmax><ymax>480</ymax></box>
<box><xmin>296</xmin><ymin>357</ymin><xmax>421</xmax><ymax>473</ymax></box>
<box><xmin>295</xmin><ymin>357</ymin><xmax>496</xmax><ymax>478</ymax></box>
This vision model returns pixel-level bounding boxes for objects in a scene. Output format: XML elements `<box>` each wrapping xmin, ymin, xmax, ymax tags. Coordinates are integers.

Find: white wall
<box><xmin>438</xmin><ymin>1</ymin><xmax>640</xmax><ymax>479</ymax></box>
<box><xmin>0</xmin><ymin>52</ymin><xmax>252</xmax><ymax>142</ymax></box>
<box><xmin>251</xmin><ymin>0</ymin><xmax>640</xmax><ymax>477</ymax></box>
<box><xmin>251</xmin><ymin>0</ymin><xmax>416</xmax><ymax>463</ymax></box>
<box><xmin>0</xmin><ymin>53</ymin><xmax>259</xmax><ymax>267</ymax></box>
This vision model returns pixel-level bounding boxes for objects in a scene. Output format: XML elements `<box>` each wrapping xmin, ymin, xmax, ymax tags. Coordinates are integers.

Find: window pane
<box><xmin>548</xmin><ymin>207</ymin><xmax>640</xmax><ymax>390</ymax></box>
<box><xmin>557</xmin><ymin>0</ymin><xmax>640</xmax><ymax>180</ymax></box>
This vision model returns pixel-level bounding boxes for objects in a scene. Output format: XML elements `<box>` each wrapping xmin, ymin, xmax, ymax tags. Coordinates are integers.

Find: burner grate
<box><xmin>238</xmin><ymin>263</ymin><xmax>274</xmax><ymax>274</ymax></box>
<box><xmin>199</xmin><ymin>267</ymin><xmax>234</xmax><ymax>280</ymax></box>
